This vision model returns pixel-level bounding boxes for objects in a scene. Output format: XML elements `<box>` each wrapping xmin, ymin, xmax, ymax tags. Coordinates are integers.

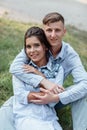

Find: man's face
<box><xmin>43</xmin><ymin>21</ymin><xmax>66</xmax><ymax>48</ymax></box>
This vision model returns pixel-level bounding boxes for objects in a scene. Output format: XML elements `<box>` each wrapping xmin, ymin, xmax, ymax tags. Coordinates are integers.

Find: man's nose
<box><xmin>51</xmin><ymin>30</ymin><xmax>56</xmax><ymax>37</ymax></box>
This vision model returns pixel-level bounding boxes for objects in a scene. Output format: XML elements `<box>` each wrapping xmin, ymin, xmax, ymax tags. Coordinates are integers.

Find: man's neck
<box><xmin>50</xmin><ymin>45</ymin><xmax>62</xmax><ymax>58</ymax></box>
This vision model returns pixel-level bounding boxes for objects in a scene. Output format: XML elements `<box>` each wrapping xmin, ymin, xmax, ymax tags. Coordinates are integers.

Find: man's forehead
<box><xmin>43</xmin><ymin>21</ymin><xmax>64</xmax><ymax>30</ymax></box>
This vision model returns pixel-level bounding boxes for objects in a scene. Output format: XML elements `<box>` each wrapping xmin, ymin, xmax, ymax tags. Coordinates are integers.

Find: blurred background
<box><xmin>0</xmin><ymin>0</ymin><xmax>87</xmax><ymax>31</ymax></box>
<box><xmin>0</xmin><ymin>1</ymin><xmax>87</xmax><ymax>130</ymax></box>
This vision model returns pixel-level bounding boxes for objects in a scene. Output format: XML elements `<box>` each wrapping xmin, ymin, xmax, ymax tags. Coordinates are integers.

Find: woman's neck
<box><xmin>35</xmin><ymin>56</ymin><xmax>48</xmax><ymax>67</ymax></box>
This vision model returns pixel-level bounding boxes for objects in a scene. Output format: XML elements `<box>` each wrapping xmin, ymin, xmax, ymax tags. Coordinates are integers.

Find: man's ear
<box><xmin>64</xmin><ymin>27</ymin><xmax>66</xmax><ymax>34</ymax></box>
<box><xmin>63</xmin><ymin>27</ymin><xmax>66</xmax><ymax>36</ymax></box>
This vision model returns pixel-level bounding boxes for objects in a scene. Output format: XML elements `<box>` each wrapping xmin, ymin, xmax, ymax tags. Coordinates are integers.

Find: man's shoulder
<box><xmin>62</xmin><ymin>41</ymin><xmax>77</xmax><ymax>55</ymax></box>
<box><xmin>62</xmin><ymin>41</ymin><xmax>73</xmax><ymax>50</ymax></box>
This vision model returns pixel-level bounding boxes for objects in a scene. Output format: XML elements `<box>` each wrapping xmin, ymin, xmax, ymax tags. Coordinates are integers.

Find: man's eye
<box><xmin>55</xmin><ymin>29</ymin><xmax>60</xmax><ymax>32</ymax></box>
<box><xmin>46</xmin><ymin>29</ymin><xmax>52</xmax><ymax>32</ymax></box>
<box><xmin>26</xmin><ymin>45</ymin><xmax>31</xmax><ymax>48</ymax></box>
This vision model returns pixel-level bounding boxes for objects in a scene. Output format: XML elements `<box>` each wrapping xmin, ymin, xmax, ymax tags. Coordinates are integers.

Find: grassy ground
<box><xmin>0</xmin><ymin>18</ymin><xmax>87</xmax><ymax>130</ymax></box>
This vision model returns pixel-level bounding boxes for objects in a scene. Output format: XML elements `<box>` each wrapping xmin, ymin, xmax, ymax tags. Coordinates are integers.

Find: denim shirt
<box><xmin>12</xmin><ymin>58</ymin><xmax>64</xmax><ymax>122</ymax></box>
<box><xmin>10</xmin><ymin>41</ymin><xmax>87</xmax><ymax>105</ymax></box>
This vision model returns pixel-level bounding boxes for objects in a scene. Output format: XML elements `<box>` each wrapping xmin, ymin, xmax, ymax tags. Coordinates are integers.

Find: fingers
<box><xmin>30</xmin><ymin>99</ymin><xmax>42</xmax><ymax>104</ymax></box>
<box><xmin>23</xmin><ymin>64</ymin><xmax>35</xmax><ymax>73</ymax></box>
<box><xmin>23</xmin><ymin>64</ymin><xmax>29</xmax><ymax>68</ymax></box>
<box><xmin>40</xmin><ymin>86</ymin><xmax>59</xmax><ymax>94</ymax></box>
<box><xmin>32</xmin><ymin>93</ymin><xmax>43</xmax><ymax>99</ymax></box>
<box><xmin>23</xmin><ymin>65</ymin><xmax>30</xmax><ymax>72</ymax></box>
<box><xmin>40</xmin><ymin>88</ymin><xmax>48</xmax><ymax>93</ymax></box>
<box><xmin>50</xmin><ymin>85</ymin><xmax>65</xmax><ymax>94</ymax></box>
<box><xmin>30</xmin><ymin>93</ymin><xmax>45</xmax><ymax>104</ymax></box>
<box><xmin>52</xmin><ymin>87</ymin><xmax>60</xmax><ymax>94</ymax></box>
<box><xmin>40</xmin><ymin>85</ymin><xmax>65</xmax><ymax>94</ymax></box>
<box><xmin>23</xmin><ymin>65</ymin><xmax>30</xmax><ymax>70</ymax></box>
<box><xmin>58</xmin><ymin>85</ymin><xmax>65</xmax><ymax>91</ymax></box>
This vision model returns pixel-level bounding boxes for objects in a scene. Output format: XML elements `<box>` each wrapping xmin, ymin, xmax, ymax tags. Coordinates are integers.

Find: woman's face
<box><xmin>25</xmin><ymin>36</ymin><xmax>47</xmax><ymax>67</ymax></box>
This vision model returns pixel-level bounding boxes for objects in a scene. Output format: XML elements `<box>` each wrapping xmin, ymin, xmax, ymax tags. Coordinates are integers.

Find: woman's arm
<box><xmin>13</xmin><ymin>75</ymin><xmax>45</xmax><ymax>104</ymax></box>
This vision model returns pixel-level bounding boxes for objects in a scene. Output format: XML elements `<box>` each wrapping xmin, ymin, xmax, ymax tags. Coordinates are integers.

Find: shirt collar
<box><xmin>49</xmin><ymin>41</ymin><xmax>65</xmax><ymax>60</ymax></box>
<box><xmin>29</xmin><ymin>60</ymin><xmax>38</xmax><ymax>68</ymax></box>
<box><xmin>29</xmin><ymin>59</ymin><xmax>52</xmax><ymax>71</ymax></box>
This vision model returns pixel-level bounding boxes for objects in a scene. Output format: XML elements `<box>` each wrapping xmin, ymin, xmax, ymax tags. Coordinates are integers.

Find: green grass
<box><xmin>0</xmin><ymin>18</ymin><xmax>87</xmax><ymax>130</ymax></box>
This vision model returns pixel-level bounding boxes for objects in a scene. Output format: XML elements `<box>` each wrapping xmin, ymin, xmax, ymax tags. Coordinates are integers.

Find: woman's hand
<box><xmin>30</xmin><ymin>88</ymin><xmax>60</xmax><ymax>104</ymax></box>
<box><xmin>41</xmin><ymin>78</ymin><xmax>65</xmax><ymax>94</ymax></box>
<box><xmin>49</xmin><ymin>84</ymin><xmax>65</xmax><ymax>94</ymax></box>
<box><xmin>23</xmin><ymin>64</ymin><xmax>45</xmax><ymax>77</ymax></box>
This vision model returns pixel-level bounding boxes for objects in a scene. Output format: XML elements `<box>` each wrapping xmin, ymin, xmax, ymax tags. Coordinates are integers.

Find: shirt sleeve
<box><xmin>10</xmin><ymin>49</ymin><xmax>44</xmax><ymax>88</ymax></box>
<box><xmin>49</xmin><ymin>66</ymin><xmax>64</xmax><ymax>107</ymax></box>
<box><xmin>59</xmin><ymin>47</ymin><xmax>87</xmax><ymax>105</ymax></box>
<box><xmin>12</xmin><ymin>75</ymin><xmax>30</xmax><ymax>105</ymax></box>
<box><xmin>54</xmin><ymin>65</ymin><xmax>64</xmax><ymax>85</ymax></box>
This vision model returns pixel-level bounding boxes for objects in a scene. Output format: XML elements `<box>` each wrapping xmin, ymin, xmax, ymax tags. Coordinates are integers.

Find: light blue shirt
<box><xmin>10</xmin><ymin>41</ymin><xmax>87</xmax><ymax>105</ymax></box>
<box><xmin>12</xmin><ymin>59</ymin><xmax>64</xmax><ymax>127</ymax></box>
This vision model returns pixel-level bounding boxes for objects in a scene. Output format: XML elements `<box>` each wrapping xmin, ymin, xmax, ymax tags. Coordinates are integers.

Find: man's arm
<box><xmin>10</xmin><ymin>49</ymin><xmax>44</xmax><ymax>88</ymax></box>
<box><xmin>13</xmin><ymin>75</ymin><xmax>46</xmax><ymax>104</ymax></box>
<box><xmin>10</xmin><ymin>49</ymin><xmax>64</xmax><ymax>92</ymax></box>
<box><xmin>59</xmin><ymin>48</ymin><xmax>87</xmax><ymax>105</ymax></box>
<box><xmin>30</xmin><ymin>48</ymin><xmax>87</xmax><ymax>105</ymax></box>
<box><xmin>13</xmin><ymin>75</ymin><xmax>30</xmax><ymax>104</ymax></box>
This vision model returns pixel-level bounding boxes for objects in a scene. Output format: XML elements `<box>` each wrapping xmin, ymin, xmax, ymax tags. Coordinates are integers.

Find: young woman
<box><xmin>12</xmin><ymin>26</ymin><xmax>64</xmax><ymax>130</ymax></box>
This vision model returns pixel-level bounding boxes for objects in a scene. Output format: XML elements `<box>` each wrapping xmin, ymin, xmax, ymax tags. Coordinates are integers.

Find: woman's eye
<box><xmin>34</xmin><ymin>43</ymin><xmax>40</xmax><ymax>47</ymax></box>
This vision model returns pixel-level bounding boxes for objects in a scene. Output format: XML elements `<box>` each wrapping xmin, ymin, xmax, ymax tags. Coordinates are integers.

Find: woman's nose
<box><xmin>30</xmin><ymin>47</ymin><xmax>35</xmax><ymax>52</ymax></box>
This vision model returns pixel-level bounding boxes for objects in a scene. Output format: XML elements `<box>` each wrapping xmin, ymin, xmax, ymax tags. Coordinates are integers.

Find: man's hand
<box><xmin>30</xmin><ymin>88</ymin><xmax>60</xmax><ymax>104</ymax></box>
<box><xmin>27</xmin><ymin>91</ymin><xmax>45</xmax><ymax>102</ymax></box>
<box><xmin>40</xmin><ymin>78</ymin><xmax>64</xmax><ymax>94</ymax></box>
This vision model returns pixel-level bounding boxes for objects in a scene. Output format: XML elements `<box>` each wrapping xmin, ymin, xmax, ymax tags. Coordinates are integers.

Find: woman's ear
<box><xmin>45</xmin><ymin>48</ymin><xmax>49</xmax><ymax>51</ymax></box>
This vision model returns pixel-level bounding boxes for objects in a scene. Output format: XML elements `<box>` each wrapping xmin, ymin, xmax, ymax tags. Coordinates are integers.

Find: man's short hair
<box><xmin>43</xmin><ymin>12</ymin><xmax>64</xmax><ymax>25</ymax></box>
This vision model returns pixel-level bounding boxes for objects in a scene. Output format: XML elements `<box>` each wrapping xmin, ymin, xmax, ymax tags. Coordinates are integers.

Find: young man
<box><xmin>0</xmin><ymin>12</ymin><xmax>87</xmax><ymax>130</ymax></box>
